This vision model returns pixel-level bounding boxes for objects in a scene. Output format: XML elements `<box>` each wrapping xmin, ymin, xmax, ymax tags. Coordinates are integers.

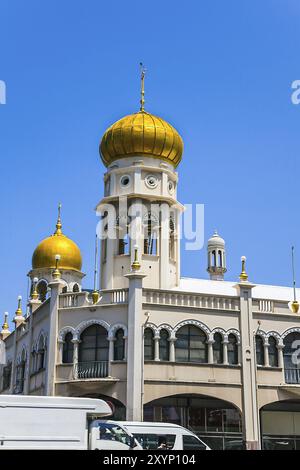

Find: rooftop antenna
<box><xmin>139</xmin><ymin>62</ymin><xmax>146</xmax><ymax>112</ymax></box>
<box><xmin>291</xmin><ymin>246</ymin><xmax>299</xmax><ymax>313</ymax></box>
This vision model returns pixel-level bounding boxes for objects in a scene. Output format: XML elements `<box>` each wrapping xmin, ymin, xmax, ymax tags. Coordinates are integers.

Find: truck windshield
<box><xmin>98</xmin><ymin>423</ymin><xmax>133</xmax><ymax>446</ymax></box>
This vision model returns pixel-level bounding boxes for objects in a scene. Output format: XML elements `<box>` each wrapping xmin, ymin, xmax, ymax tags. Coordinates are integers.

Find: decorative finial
<box><xmin>131</xmin><ymin>245</ymin><xmax>141</xmax><ymax>271</ymax></box>
<box><xmin>15</xmin><ymin>296</ymin><xmax>23</xmax><ymax>317</ymax></box>
<box><xmin>92</xmin><ymin>234</ymin><xmax>100</xmax><ymax>304</ymax></box>
<box><xmin>139</xmin><ymin>62</ymin><xmax>146</xmax><ymax>112</ymax></box>
<box><xmin>31</xmin><ymin>277</ymin><xmax>39</xmax><ymax>300</ymax></box>
<box><xmin>2</xmin><ymin>312</ymin><xmax>9</xmax><ymax>331</ymax></box>
<box><xmin>239</xmin><ymin>256</ymin><xmax>248</xmax><ymax>282</ymax></box>
<box><xmin>55</xmin><ymin>203</ymin><xmax>62</xmax><ymax>235</ymax></box>
<box><xmin>291</xmin><ymin>246</ymin><xmax>299</xmax><ymax>313</ymax></box>
<box><xmin>52</xmin><ymin>254</ymin><xmax>61</xmax><ymax>280</ymax></box>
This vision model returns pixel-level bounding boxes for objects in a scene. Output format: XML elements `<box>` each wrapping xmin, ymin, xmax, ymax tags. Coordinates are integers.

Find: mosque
<box><xmin>1</xmin><ymin>70</ymin><xmax>300</xmax><ymax>450</ymax></box>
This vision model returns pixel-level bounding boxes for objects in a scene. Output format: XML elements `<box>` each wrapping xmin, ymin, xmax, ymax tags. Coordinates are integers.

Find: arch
<box><xmin>108</xmin><ymin>323</ymin><xmax>128</xmax><ymax>339</ymax></box>
<box><xmin>74</xmin><ymin>319</ymin><xmax>110</xmax><ymax>341</ymax></box>
<box><xmin>225</xmin><ymin>329</ymin><xmax>240</xmax><ymax>343</ymax></box>
<box><xmin>144</xmin><ymin>327</ymin><xmax>155</xmax><ymax>360</ymax></box>
<box><xmin>173</xmin><ymin>319</ymin><xmax>210</xmax><ymax>338</ymax></box>
<box><xmin>143</xmin><ymin>322</ymin><xmax>158</xmax><ymax>336</ymax></box>
<box><xmin>228</xmin><ymin>333</ymin><xmax>239</xmax><ymax>365</ymax></box>
<box><xmin>78</xmin><ymin>324</ymin><xmax>109</xmax><ymax>375</ymax></box>
<box><xmin>265</xmin><ymin>331</ymin><xmax>281</xmax><ymax>343</ymax></box>
<box><xmin>58</xmin><ymin>326</ymin><xmax>76</xmax><ymax>342</ymax></box>
<box><xmin>159</xmin><ymin>328</ymin><xmax>170</xmax><ymax>361</ymax></box>
<box><xmin>268</xmin><ymin>336</ymin><xmax>278</xmax><ymax>368</ymax></box>
<box><xmin>210</xmin><ymin>327</ymin><xmax>226</xmax><ymax>342</ymax></box>
<box><xmin>213</xmin><ymin>332</ymin><xmax>223</xmax><ymax>364</ymax></box>
<box><xmin>36</xmin><ymin>279</ymin><xmax>48</xmax><ymax>302</ymax></box>
<box><xmin>143</xmin><ymin>393</ymin><xmax>243</xmax><ymax>450</ymax></box>
<box><xmin>114</xmin><ymin>329</ymin><xmax>125</xmax><ymax>361</ymax></box>
<box><xmin>175</xmin><ymin>324</ymin><xmax>208</xmax><ymax>363</ymax></box>
<box><xmin>281</xmin><ymin>327</ymin><xmax>300</xmax><ymax>340</ymax></box>
<box><xmin>73</xmin><ymin>283</ymin><xmax>80</xmax><ymax>293</ymax></box>
<box><xmin>63</xmin><ymin>332</ymin><xmax>74</xmax><ymax>364</ymax></box>
<box><xmin>255</xmin><ymin>334</ymin><xmax>265</xmax><ymax>366</ymax></box>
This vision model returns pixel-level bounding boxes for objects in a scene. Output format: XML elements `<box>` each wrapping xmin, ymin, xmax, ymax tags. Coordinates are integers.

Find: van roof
<box><xmin>121</xmin><ymin>422</ymin><xmax>185</xmax><ymax>429</ymax></box>
<box><xmin>0</xmin><ymin>395</ymin><xmax>111</xmax><ymax>415</ymax></box>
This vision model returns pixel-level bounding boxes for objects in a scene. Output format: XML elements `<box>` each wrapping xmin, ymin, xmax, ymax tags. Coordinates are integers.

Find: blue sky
<box><xmin>1</xmin><ymin>0</ymin><xmax>300</xmax><ymax>323</ymax></box>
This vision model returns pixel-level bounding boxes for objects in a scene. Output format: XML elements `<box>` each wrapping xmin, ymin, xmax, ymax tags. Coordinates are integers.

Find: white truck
<box><xmin>0</xmin><ymin>395</ymin><xmax>141</xmax><ymax>450</ymax></box>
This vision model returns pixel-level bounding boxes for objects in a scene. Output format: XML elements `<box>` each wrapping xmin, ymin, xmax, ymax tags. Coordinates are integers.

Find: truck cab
<box><xmin>89</xmin><ymin>420</ymin><xmax>142</xmax><ymax>450</ymax></box>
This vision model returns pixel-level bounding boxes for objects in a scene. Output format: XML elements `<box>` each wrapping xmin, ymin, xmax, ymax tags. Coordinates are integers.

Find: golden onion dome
<box><xmin>32</xmin><ymin>207</ymin><xmax>82</xmax><ymax>272</ymax></box>
<box><xmin>100</xmin><ymin>111</ymin><xmax>183</xmax><ymax>168</ymax></box>
<box><xmin>100</xmin><ymin>65</ymin><xmax>183</xmax><ymax>167</ymax></box>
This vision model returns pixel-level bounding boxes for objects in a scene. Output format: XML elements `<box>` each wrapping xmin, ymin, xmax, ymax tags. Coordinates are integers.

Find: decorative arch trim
<box><xmin>74</xmin><ymin>319</ymin><xmax>110</xmax><ymax>340</ymax></box>
<box><xmin>173</xmin><ymin>320</ymin><xmax>211</xmax><ymax>339</ymax></box>
<box><xmin>108</xmin><ymin>323</ymin><xmax>128</xmax><ymax>339</ymax></box>
<box><xmin>58</xmin><ymin>326</ymin><xmax>76</xmax><ymax>342</ymax></box>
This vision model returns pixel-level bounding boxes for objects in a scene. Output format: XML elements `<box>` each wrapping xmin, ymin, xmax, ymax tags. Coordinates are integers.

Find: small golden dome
<box><xmin>100</xmin><ymin>111</ymin><xmax>183</xmax><ymax>168</ymax></box>
<box><xmin>32</xmin><ymin>207</ymin><xmax>82</xmax><ymax>272</ymax></box>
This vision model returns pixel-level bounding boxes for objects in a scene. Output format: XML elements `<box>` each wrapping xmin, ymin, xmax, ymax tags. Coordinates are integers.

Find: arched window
<box><xmin>144</xmin><ymin>328</ymin><xmax>155</xmax><ymax>360</ymax></box>
<box><xmin>31</xmin><ymin>349</ymin><xmax>36</xmax><ymax>373</ymax></box>
<box><xmin>73</xmin><ymin>284</ymin><xmax>80</xmax><ymax>293</ymax></box>
<box><xmin>283</xmin><ymin>332</ymin><xmax>300</xmax><ymax>384</ymax></box>
<box><xmin>212</xmin><ymin>250</ymin><xmax>216</xmax><ymax>267</ymax></box>
<box><xmin>213</xmin><ymin>333</ymin><xmax>223</xmax><ymax>364</ymax></box>
<box><xmin>268</xmin><ymin>336</ymin><xmax>278</xmax><ymax>367</ymax></box>
<box><xmin>117</xmin><ymin>215</ymin><xmax>131</xmax><ymax>255</ymax></box>
<box><xmin>62</xmin><ymin>286</ymin><xmax>68</xmax><ymax>293</ymax></box>
<box><xmin>114</xmin><ymin>329</ymin><xmax>125</xmax><ymax>361</ymax></box>
<box><xmin>16</xmin><ymin>350</ymin><xmax>26</xmax><ymax>393</ymax></box>
<box><xmin>79</xmin><ymin>325</ymin><xmax>109</xmax><ymax>363</ymax></box>
<box><xmin>2</xmin><ymin>362</ymin><xmax>12</xmax><ymax>390</ymax></box>
<box><xmin>143</xmin><ymin>213</ymin><xmax>158</xmax><ymax>255</ymax></box>
<box><xmin>175</xmin><ymin>325</ymin><xmax>208</xmax><ymax>363</ymax></box>
<box><xmin>37</xmin><ymin>280</ymin><xmax>48</xmax><ymax>302</ymax></box>
<box><xmin>218</xmin><ymin>251</ymin><xmax>222</xmax><ymax>267</ymax></box>
<box><xmin>159</xmin><ymin>329</ymin><xmax>169</xmax><ymax>361</ymax></box>
<box><xmin>256</xmin><ymin>335</ymin><xmax>265</xmax><ymax>366</ymax></box>
<box><xmin>37</xmin><ymin>335</ymin><xmax>46</xmax><ymax>370</ymax></box>
<box><xmin>63</xmin><ymin>332</ymin><xmax>74</xmax><ymax>364</ymax></box>
<box><xmin>169</xmin><ymin>218</ymin><xmax>175</xmax><ymax>260</ymax></box>
<box><xmin>228</xmin><ymin>334</ymin><xmax>238</xmax><ymax>365</ymax></box>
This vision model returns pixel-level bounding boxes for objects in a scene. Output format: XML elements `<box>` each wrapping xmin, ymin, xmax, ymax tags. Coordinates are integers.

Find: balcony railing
<box><xmin>285</xmin><ymin>368</ymin><xmax>300</xmax><ymax>384</ymax></box>
<box><xmin>74</xmin><ymin>361</ymin><xmax>109</xmax><ymax>379</ymax></box>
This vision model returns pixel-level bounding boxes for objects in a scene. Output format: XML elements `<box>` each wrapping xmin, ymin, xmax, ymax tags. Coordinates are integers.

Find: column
<box><xmin>159</xmin><ymin>203</ymin><xmax>170</xmax><ymax>289</ymax></box>
<box><xmin>169</xmin><ymin>338</ymin><xmax>176</xmax><ymax>362</ymax></box>
<box><xmin>123</xmin><ymin>335</ymin><xmax>128</xmax><ymax>361</ymax></box>
<box><xmin>277</xmin><ymin>344</ymin><xmax>284</xmax><ymax>369</ymax></box>
<box><xmin>72</xmin><ymin>339</ymin><xmax>80</xmax><ymax>380</ymax></box>
<box><xmin>238</xmin><ymin>281</ymin><xmax>261</xmax><ymax>450</ymax></box>
<box><xmin>264</xmin><ymin>343</ymin><xmax>270</xmax><ymax>368</ymax></box>
<box><xmin>45</xmin><ymin>278</ymin><xmax>64</xmax><ymax>395</ymax></box>
<box><xmin>223</xmin><ymin>340</ymin><xmax>229</xmax><ymax>365</ymax></box>
<box><xmin>108</xmin><ymin>337</ymin><xmax>115</xmax><ymax>377</ymax></box>
<box><xmin>124</xmin><ymin>270</ymin><xmax>146</xmax><ymax>421</ymax></box>
<box><xmin>237</xmin><ymin>341</ymin><xmax>242</xmax><ymax>365</ymax></box>
<box><xmin>58</xmin><ymin>340</ymin><xmax>64</xmax><ymax>364</ymax></box>
<box><xmin>154</xmin><ymin>335</ymin><xmax>160</xmax><ymax>361</ymax></box>
<box><xmin>208</xmin><ymin>339</ymin><xmax>214</xmax><ymax>364</ymax></box>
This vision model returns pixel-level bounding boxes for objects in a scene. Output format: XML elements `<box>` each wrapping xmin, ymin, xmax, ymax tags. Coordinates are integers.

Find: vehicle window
<box><xmin>133</xmin><ymin>433</ymin><xmax>176</xmax><ymax>450</ymax></box>
<box><xmin>183</xmin><ymin>435</ymin><xmax>206</xmax><ymax>450</ymax></box>
<box><xmin>98</xmin><ymin>423</ymin><xmax>132</xmax><ymax>446</ymax></box>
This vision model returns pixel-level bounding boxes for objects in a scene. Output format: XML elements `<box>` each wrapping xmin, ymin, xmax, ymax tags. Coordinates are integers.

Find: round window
<box><xmin>145</xmin><ymin>174</ymin><xmax>158</xmax><ymax>189</ymax></box>
<box><xmin>168</xmin><ymin>180</ymin><xmax>175</xmax><ymax>194</ymax></box>
<box><xmin>120</xmin><ymin>175</ymin><xmax>131</xmax><ymax>187</ymax></box>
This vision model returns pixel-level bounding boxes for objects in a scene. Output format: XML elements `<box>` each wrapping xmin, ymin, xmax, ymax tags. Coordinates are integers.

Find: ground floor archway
<box><xmin>79</xmin><ymin>393</ymin><xmax>126</xmax><ymax>420</ymax></box>
<box><xmin>144</xmin><ymin>394</ymin><xmax>243</xmax><ymax>450</ymax></box>
<box><xmin>261</xmin><ymin>400</ymin><xmax>300</xmax><ymax>450</ymax></box>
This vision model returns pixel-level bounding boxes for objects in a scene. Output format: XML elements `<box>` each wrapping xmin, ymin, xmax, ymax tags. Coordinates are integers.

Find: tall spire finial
<box><xmin>55</xmin><ymin>203</ymin><xmax>62</xmax><ymax>235</ymax></box>
<box><xmin>139</xmin><ymin>62</ymin><xmax>146</xmax><ymax>112</ymax></box>
<box><xmin>291</xmin><ymin>246</ymin><xmax>299</xmax><ymax>313</ymax></box>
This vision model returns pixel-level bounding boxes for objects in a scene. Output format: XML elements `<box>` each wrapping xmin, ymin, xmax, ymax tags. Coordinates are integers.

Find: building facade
<box><xmin>1</xmin><ymin>82</ymin><xmax>300</xmax><ymax>450</ymax></box>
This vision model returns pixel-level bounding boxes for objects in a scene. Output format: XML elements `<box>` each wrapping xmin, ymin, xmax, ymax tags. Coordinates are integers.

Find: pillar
<box><xmin>238</xmin><ymin>281</ymin><xmax>261</xmax><ymax>450</ymax></box>
<box><xmin>169</xmin><ymin>338</ymin><xmax>176</xmax><ymax>362</ymax></box>
<box><xmin>154</xmin><ymin>335</ymin><xmax>160</xmax><ymax>361</ymax></box>
<box><xmin>45</xmin><ymin>278</ymin><xmax>64</xmax><ymax>395</ymax></box>
<box><xmin>208</xmin><ymin>339</ymin><xmax>214</xmax><ymax>364</ymax></box>
<box><xmin>124</xmin><ymin>270</ymin><xmax>146</xmax><ymax>421</ymax></box>
<box><xmin>223</xmin><ymin>340</ymin><xmax>229</xmax><ymax>365</ymax></box>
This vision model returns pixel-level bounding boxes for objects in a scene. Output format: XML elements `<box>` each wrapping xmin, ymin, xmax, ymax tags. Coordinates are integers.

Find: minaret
<box><xmin>207</xmin><ymin>230</ymin><xmax>227</xmax><ymax>280</ymax></box>
<box><xmin>1</xmin><ymin>312</ymin><xmax>11</xmax><ymax>340</ymax></box>
<box><xmin>97</xmin><ymin>66</ymin><xmax>184</xmax><ymax>290</ymax></box>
